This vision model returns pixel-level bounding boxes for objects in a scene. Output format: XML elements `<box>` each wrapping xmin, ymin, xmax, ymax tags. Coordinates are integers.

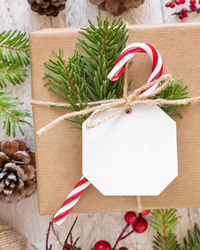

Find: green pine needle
<box><xmin>0</xmin><ymin>30</ymin><xmax>29</xmax><ymax>88</ymax></box>
<box><xmin>44</xmin><ymin>18</ymin><xmax>128</xmax><ymax>128</ymax></box>
<box><xmin>0</xmin><ymin>90</ymin><xmax>31</xmax><ymax>137</ymax></box>
<box><xmin>150</xmin><ymin>209</ymin><xmax>181</xmax><ymax>250</ymax></box>
<box><xmin>183</xmin><ymin>223</ymin><xmax>200</xmax><ymax>250</ymax></box>
<box><xmin>155</xmin><ymin>78</ymin><xmax>189</xmax><ymax>117</ymax></box>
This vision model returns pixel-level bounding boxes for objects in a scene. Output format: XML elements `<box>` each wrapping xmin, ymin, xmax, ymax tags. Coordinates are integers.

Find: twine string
<box><xmin>31</xmin><ymin>73</ymin><xmax>200</xmax><ymax>135</ymax></box>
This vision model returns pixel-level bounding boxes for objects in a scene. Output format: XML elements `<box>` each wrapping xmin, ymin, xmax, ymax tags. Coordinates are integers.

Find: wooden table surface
<box><xmin>0</xmin><ymin>0</ymin><xmax>200</xmax><ymax>249</ymax></box>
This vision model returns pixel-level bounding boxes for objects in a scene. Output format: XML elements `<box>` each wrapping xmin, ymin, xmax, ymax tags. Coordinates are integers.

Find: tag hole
<box><xmin>125</xmin><ymin>108</ymin><xmax>132</xmax><ymax>114</ymax></box>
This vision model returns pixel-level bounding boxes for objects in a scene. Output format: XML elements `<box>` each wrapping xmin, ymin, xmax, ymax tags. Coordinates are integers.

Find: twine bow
<box><xmin>31</xmin><ymin>73</ymin><xmax>200</xmax><ymax>135</ymax></box>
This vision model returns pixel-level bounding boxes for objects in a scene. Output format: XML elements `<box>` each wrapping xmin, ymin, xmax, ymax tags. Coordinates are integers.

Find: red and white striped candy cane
<box><xmin>108</xmin><ymin>42</ymin><xmax>163</xmax><ymax>95</ymax></box>
<box><xmin>53</xmin><ymin>42</ymin><xmax>163</xmax><ymax>225</ymax></box>
<box><xmin>53</xmin><ymin>177</ymin><xmax>90</xmax><ymax>225</ymax></box>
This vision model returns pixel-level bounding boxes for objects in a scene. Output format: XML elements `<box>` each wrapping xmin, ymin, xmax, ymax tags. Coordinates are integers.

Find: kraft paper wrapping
<box><xmin>30</xmin><ymin>23</ymin><xmax>200</xmax><ymax>215</ymax></box>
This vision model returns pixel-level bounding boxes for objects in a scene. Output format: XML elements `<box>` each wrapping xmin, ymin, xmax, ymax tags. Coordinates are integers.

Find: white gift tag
<box><xmin>82</xmin><ymin>105</ymin><xmax>178</xmax><ymax>196</ymax></box>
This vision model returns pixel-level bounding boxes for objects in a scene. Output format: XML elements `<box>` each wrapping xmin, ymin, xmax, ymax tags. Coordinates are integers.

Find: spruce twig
<box><xmin>150</xmin><ymin>209</ymin><xmax>181</xmax><ymax>250</ymax></box>
<box><xmin>0</xmin><ymin>30</ymin><xmax>29</xmax><ymax>88</ymax></box>
<box><xmin>44</xmin><ymin>18</ymin><xmax>128</xmax><ymax>128</ymax></box>
<box><xmin>155</xmin><ymin>78</ymin><xmax>189</xmax><ymax>117</ymax></box>
<box><xmin>0</xmin><ymin>90</ymin><xmax>31</xmax><ymax>136</ymax></box>
<box><xmin>183</xmin><ymin>223</ymin><xmax>200</xmax><ymax>250</ymax></box>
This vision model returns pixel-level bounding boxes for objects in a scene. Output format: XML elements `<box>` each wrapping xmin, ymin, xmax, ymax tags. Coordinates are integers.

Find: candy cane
<box><xmin>53</xmin><ymin>177</ymin><xmax>90</xmax><ymax>225</ymax></box>
<box><xmin>53</xmin><ymin>42</ymin><xmax>163</xmax><ymax>225</ymax></box>
<box><xmin>108</xmin><ymin>42</ymin><xmax>163</xmax><ymax>95</ymax></box>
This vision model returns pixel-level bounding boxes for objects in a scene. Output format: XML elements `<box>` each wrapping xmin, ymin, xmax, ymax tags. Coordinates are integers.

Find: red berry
<box><xmin>170</xmin><ymin>2</ymin><xmax>176</xmax><ymax>7</ymax></box>
<box><xmin>175</xmin><ymin>0</ymin><xmax>181</xmax><ymax>4</ymax></box>
<box><xmin>181</xmin><ymin>8</ymin><xmax>188</xmax><ymax>13</ymax></box>
<box><xmin>94</xmin><ymin>241</ymin><xmax>112</xmax><ymax>250</ymax></box>
<box><xmin>190</xmin><ymin>0</ymin><xmax>196</xmax><ymax>4</ymax></box>
<box><xmin>119</xmin><ymin>248</ymin><xmax>128</xmax><ymax>250</ymax></box>
<box><xmin>180</xmin><ymin>0</ymin><xmax>185</xmax><ymax>3</ymax></box>
<box><xmin>65</xmin><ymin>244</ymin><xmax>71</xmax><ymax>250</ymax></box>
<box><xmin>165</xmin><ymin>2</ymin><xmax>170</xmax><ymax>7</ymax></box>
<box><xmin>191</xmin><ymin>4</ymin><xmax>197</xmax><ymax>10</ymax></box>
<box><xmin>197</xmin><ymin>9</ymin><xmax>200</xmax><ymax>13</ymax></box>
<box><xmin>139</xmin><ymin>210</ymin><xmax>150</xmax><ymax>216</ymax></box>
<box><xmin>178</xmin><ymin>13</ymin><xmax>184</xmax><ymax>19</ymax></box>
<box><xmin>124</xmin><ymin>211</ymin><xmax>137</xmax><ymax>224</ymax></box>
<box><xmin>181</xmin><ymin>8</ymin><xmax>188</xmax><ymax>16</ymax></box>
<box><xmin>133</xmin><ymin>217</ymin><xmax>148</xmax><ymax>233</ymax></box>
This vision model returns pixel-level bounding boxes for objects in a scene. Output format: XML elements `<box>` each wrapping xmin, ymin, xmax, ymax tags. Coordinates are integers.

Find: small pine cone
<box><xmin>27</xmin><ymin>0</ymin><xmax>67</xmax><ymax>17</ymax></box>
<box><xmin>0</xmin><ymin>140</ymin><xmax>36</xmax><ymax>203</ymax></box>
<box><xmin>89</xmin><ymin>0</ymin><xmax>144</xmax><ymax>15</ymax></box>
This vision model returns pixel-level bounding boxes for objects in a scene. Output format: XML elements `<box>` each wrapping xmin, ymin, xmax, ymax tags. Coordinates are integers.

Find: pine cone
<box><xmin>27</xmin><ymin>0</ymin><xmax>67</xmax><ymax>16</ymax></box>
<box><xmin>0</xmin><ymin>140</ymin><xmax>36</xmax><ymax>203</ymax></box>
<box><xmin>90</xmin><ymin>0</ymin><xmax>144</xmax><ymax>15</ymax></box>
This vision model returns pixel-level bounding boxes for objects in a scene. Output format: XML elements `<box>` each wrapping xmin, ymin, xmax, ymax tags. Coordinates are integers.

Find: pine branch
<box><xmin>183</xmin><ymin>223</ymin><xmax>200</xmax><ymax>250</ymax></box>
<box><xmin>150</xmin><ymin>209</ymin><xmax>181</xmax><ymax>250</ymax></box>
<box><xmin>155</xmin><ymin>78</ymin><xmax>189</xmax><ymax>117</ymax></box>
<box><xmin>44</xmin><ymin>18</ymin><xmax>188</xmax><ymax>130</ymax></box>
<box><xmin>77</xmin><ymin>17</ymin><xmax>127</xmax><ymax>101</ymax></box>
<box><xmin>0</xmin><ymin>30</ymin><xmax>29</xmax><ymax>88</ymax></box>
<box><xmin>44</xmin><ymin>49</ymin><xmax>91</xmax><ymax>128</ymax></box>
<box><xmin>0</xmin><ymin>90</ymin><xmax>31</xmax><ymax>137</ymax></box>
<box><xmin>44</xmin><ymin>18</ymin><xmax>128</xmax><ymax>128</ymax></box>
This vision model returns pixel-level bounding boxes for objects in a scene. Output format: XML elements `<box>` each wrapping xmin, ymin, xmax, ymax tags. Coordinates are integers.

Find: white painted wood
<box><xmin>0</xmin><ymin>0</ymin><xmax>199</xmax><ymax>249</ymax></box>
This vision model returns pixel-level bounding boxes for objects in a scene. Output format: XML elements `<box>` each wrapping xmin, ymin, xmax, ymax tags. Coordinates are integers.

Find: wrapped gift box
<box><xmin>30</xmin><ymin>23</ymin><xmax>200</xmax><ymax>215</ymax></box>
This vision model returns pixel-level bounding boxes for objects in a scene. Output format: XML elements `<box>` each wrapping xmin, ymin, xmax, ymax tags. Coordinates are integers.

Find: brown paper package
<box><xmin>30</xmin><ymin>23</ymin><xmax>200</xmax><ymax>215</ymax></box>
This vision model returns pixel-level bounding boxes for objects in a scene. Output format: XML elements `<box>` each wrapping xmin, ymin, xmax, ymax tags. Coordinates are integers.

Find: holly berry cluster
<box><xmin>165</xmin><ymin>0</ymin><xmax>200</xmax><ymax>19</ymax></box>
<box><xmin>44</xmin><ymin>210</ymin><xmax>150</xmax><ymax>250</ymax></box>
<box><xmin>93</xmin><ymin>210</ymin><xmax>150</xmax><ymax>250</ymax></box>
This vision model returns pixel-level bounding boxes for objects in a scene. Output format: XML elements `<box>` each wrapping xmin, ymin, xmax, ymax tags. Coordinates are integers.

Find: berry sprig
<box><xmin>165</xmin><ymin>0</ymin><xmax>200</xmax><ymax>19</ymax></box>
<box><xmin>41</xmin><ymin>210</ymin><xmax>150</xmax><ymax>250</ymax></box>
<box><xmin>93</xmin><ymin>210</ymin><xmax>150</xmax><ymax>250</ymax></box>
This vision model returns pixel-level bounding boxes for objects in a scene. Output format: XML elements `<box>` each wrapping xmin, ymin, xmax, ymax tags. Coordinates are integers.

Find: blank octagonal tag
<box><xmin>82</xmin><ymin>105</ymin><xmax>178</xmax><ymax>196</ymax></box>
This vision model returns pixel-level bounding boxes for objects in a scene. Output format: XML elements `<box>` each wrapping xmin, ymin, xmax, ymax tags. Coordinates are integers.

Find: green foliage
<box><xmin>0</xmin><ymin>30</ymin><xmax>29</xmax><ymax>88</ymax></box>
<box><xmin>0</xmin><ymin>90</ymin><xmax>31</xmax><ymax>136</ymax></box>
<box><xmin>150</xmin><ymin>209</ymin><xmax>181</xmax><ymax>250</ymax></box>
<box><xmin>156</xmin><ymin>78</ymin><xmax>189</xmax><ymax>117</ymax></box>
<box><xmin>44</xmin><ymin>18</ymin><xmax>189</xmax><ymax>130</ymax></box>
<box><xmin>44</xmin><ymin>18</ymin><xmax>128</xmax><ymax>128</ymax></box>
<box><xmin>77</xmin><ymin>17</ymin><xmax>127</xmax><ymax>101</ymax></box>
<box><xmin>183</xmin><ymin>223</ymin><xmax>200</xmax><ymax>250</ymax></box>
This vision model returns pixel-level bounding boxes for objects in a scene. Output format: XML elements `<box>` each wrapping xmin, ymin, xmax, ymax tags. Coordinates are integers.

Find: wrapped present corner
<box><xmin>30</xmin><ymin>23</ymin><xmax>200</xmax><ymax>215</ymax></box>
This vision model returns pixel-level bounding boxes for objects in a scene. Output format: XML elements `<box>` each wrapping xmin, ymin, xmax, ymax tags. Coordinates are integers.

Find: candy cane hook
<box><xmin>53</xmin><ymin>42</ymin><xmax>163</xmax><ymax>225</ymax></box>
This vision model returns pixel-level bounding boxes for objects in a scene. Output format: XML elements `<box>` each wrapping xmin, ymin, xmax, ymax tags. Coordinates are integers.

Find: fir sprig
<box><xmin>183</xmin><ymin>223</ymin><xmax>200</xmax><ymax>250</ymax></box>
<box><xmin>77</xmin><ymin>17</ymin><xmax>127</xmax><ymax>101</ymax></box>
<box><xmin>0</xmin><ymin>30</ymin><xmax>29</xmax><ymax>88</ymax></box>
<box><xmin>0</xmin><ymin>90</ymin><xmax>31</xmax><ymax>136</ymax></box>
<box><xmin>150</xmin><ymin>209</ymin><xmax>181</xmax><ymax>250</ymax></box>
<box><xmin>156</xmin><ymin>78</ymin><xmax>189</xmax><ymax>117</ymax></box>
<box><xmin>44</xmin><ymin>18</ymin><xmax>128</xmax><ymax>128</ymax></box>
